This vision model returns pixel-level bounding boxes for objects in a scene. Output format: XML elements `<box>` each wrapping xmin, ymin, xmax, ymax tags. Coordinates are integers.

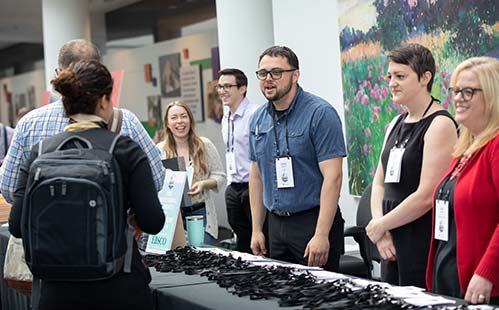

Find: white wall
<box><xmin>271</xmin><ymin>0</ymin><xmax>358</xmax><ymax>228</ymax></box>
<box><xmin>103</xmin><ymin>31</ymin><xmax>218</xmax><ymax>119</ymax></box>
<box><xmin>103</xmin><ymin>30</ymin><xmax>230</xmax><ymax>229</ymax></box>
<box><xmin>216</xmin><ymin>0</ymin><xmax>274</xmax><ymax>107</ymax></box>
<box><xmin>0</xmin><ymin>70</ymin><xmax>45</xmax><ymax>126</ymax></box>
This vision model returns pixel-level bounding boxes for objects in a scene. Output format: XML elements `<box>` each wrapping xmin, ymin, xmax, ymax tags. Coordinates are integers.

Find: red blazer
<box><xmin>426</xmin><ymin>134</ymin><xmax>499</xmax><ymax>296</ymax></box>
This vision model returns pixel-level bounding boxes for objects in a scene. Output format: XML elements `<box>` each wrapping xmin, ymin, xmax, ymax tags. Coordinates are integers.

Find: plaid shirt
<box><xmin>0</xmin><ymin>100</ymin><xmax>165</xmax><ymax>203</ymax></box>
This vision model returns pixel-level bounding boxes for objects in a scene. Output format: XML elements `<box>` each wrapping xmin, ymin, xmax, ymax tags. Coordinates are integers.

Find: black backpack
<box><xmin>21</xmin><ymin>129</ymin><xmax>132</xmax><ymax>281</ymax></box>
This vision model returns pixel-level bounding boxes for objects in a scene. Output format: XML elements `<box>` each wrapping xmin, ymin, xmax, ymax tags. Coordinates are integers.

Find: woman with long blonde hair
<box><xmin>426</xmin><ymin>56</ymin><xmax>499</xmax><ymax>305</ymax></box>
<box><xmin>157</xmin><ymin>101</ymin><xmax>226</xmax><ymax>244</ymax></box>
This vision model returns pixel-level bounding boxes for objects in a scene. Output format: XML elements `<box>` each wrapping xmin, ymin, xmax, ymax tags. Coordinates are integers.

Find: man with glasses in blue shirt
<box><xmin>249</xmin><ymin>46</ymin><xmax>346</xmax><ymax>271</ymax></box>
<box><xmin>218</xmin><ymin>68</ymin><xmax>259</xmax><ymax>254</ymax></box>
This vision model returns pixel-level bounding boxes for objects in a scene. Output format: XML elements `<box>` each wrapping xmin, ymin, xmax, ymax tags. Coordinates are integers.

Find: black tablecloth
<box><xmin>150</xmin><ymin>273</ymin><xmax>300</xmax><ymax>310</ymax></box>
<box><xmin>0</xmin><ymin>226</ymin><xmax>472</xmax><ymax>310</ymax></box>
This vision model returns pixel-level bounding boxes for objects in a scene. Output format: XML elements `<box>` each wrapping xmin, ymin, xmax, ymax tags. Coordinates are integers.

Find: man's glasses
<box><xmin>215</xmin><ymin>84</ymin><xmax>238</xmax><ymax>91</ymax></box>
<box><xmin>448</xmin><ymin>87</ymin><xmax>482</xmax><ymax>101</ymax></box>
<box><xmin>255</xmin><ymin>68</ymin><xmax>296</xmax><ymax>80</ymax></box>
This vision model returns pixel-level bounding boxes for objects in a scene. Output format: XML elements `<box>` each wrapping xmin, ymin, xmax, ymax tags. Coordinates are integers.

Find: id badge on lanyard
<box><xmin>226</xmin><ymin>152</ymin><xmax>236</xmax><ymax>175</ymax></box>
<box><xmin>226</xmin><ymin>152</ymin><xmax>236</xmax><ymax>184</ymax></box>
<box><xmin>276</xmin><ymin>157</ymin><xmax>294</xmax><ymax>188</ymax></box>
<box><xmin>434</xmin><ymin>199</ymin><xmax>449</xmax><ymax>241</ymax></box>
<box><xmin>385</xmin><ymin>148</ymin><xmax>405</xmax><ymax>183</ymax></box>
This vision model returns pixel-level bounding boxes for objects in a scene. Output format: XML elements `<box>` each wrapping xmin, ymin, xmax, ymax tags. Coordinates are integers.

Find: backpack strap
<box><xmin>104</xmin><ymin>132</ymin><xmax>132</xmax><ymax>273</ymax></box>
<box><xmin>108</xmin><ymin>108</ymin><xmax>123</xmax><ymax>133</ymax></box>
<box><xmin>55</xmin><ymin>135</ymin><xmax>94</xmax><ymax>151</ymax></box>
<box><xmin>108</xmin><ymin>134</ymin><xmax>121</xmax><ymax>154</ymax></box>
<box><xmin>37</xmin><ymin>140</ymin><xmax>44</xmax><ymax>156</ymax></box>
<box><xmin>123</xmin><ymin>225</ymin><xmax>134</xmax><ymax>273</ymax></box>
<box><xmin>30</xmin><ymin>277</ymin><xmax>42</xmax><ymax>310</ymax></box>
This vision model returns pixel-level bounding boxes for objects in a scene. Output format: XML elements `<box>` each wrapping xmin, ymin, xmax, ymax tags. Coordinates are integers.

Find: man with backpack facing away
<box><xmin>0</xmin><ymin>39</ymin><xmax>165</xmax><ymax>203</ymax></box>
<box><xmin>8</xmin><ymin>59</ymin><xmax>165</xmax><ymax>310</ymax></box>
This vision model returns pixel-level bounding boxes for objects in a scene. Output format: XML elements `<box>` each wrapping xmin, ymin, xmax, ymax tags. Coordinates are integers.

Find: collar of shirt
<box><xmin>265</xmin><ymin>85</ymin><xmax>303</xmax><ymax>119</ymax></box>
<box><xmin>224</xmin><ymin>97</ymin><xmax>251</xmax><ymax>121</ymax></box>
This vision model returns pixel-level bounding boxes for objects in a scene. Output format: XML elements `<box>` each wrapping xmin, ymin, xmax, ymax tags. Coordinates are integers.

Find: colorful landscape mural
<box><xmin>339</xmin><ymin>0</ymin><xmax>498</xmax><ymax>195</ymax></box>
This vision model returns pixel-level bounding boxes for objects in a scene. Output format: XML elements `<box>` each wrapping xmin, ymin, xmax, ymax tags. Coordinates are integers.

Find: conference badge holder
<box><xmin>276</xmin><ymin>157</ymin><xmax>294</xmax><ymax>188</ymax></box>
<box><xmin>434</xmin><ymin>199</ymin><xmax>449</xmax><ymax>242</ymax></box>
<box><xmin>385</xmin><ymin>148</ymin><xmax>405</xmax><ymax>183</ymax></box>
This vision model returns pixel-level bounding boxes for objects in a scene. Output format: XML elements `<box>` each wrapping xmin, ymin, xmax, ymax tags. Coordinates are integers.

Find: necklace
<box><xmin>450</xmin><ymin>154</ymin><xmax>471</xmax><ymax>180</ymax></box>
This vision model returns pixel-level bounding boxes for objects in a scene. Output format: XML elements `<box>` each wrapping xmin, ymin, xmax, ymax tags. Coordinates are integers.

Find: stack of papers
<box><xmin>387</xmin><ymin>286</ymin><xmax>455</xmax><ymax>307</ymax></box>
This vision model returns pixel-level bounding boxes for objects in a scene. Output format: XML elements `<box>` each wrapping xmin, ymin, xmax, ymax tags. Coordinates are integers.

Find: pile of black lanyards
<box><xmin>144</xmin><ymin>247</ymin><xmax>468</xmax><ymax>310</ymax></box>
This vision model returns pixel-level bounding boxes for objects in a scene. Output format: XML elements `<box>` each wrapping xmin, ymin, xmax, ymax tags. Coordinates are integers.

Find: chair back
<box><xmin>356</xmin><ymin>183</ymin><xmax>372</xmax><ymax>227</ymax></box>
<box><xmin>356</xmin><ymin>184</ymin><xmax>381</xmax><ymax>263</ymax></box>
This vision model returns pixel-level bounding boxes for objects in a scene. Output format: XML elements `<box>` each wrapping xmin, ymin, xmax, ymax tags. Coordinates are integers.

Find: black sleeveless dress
<box><xmin>380</xmin><ymin>110</ymin><xmax>456</xmax><ymax>288</ymax></box>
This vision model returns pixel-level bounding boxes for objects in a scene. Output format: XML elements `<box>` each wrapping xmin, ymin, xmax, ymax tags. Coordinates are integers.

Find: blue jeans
<box><xmin>181</xmin><ymin>206</ymin><xmax>216</xmax><ymax>245</ymax></box>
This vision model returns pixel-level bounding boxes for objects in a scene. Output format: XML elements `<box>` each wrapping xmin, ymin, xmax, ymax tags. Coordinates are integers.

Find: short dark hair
<box><xmin>258</xmin><ymin>46</ymin><xmax>299</xmax><ymax>70</ymax></box>
<box><xmin>51</xmin><ymin>59</ymin><xmax>113</xmax><ymax>116</ymax></box>
<box><xmin>218</xmin><ymin>68</ymin><xmax>248</xmax><ymax>97</ymax></box>
<box><xmin>387</xmin><ymin>43</ymin><xmax>435</xmax><ymax>92</ymax></box>
<box><xmin>57</xmin><ymin>39</ymin><xmax>101</xmax><ymax>69</ymax></box>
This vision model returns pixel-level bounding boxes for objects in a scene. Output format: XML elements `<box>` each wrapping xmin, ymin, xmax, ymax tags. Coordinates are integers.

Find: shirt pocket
<box><xmin>251</xmin><ymin>126</ymin><xmax>272</xmax><ymax>157</ymax></box>
<box><xmin>287</xmin><ymin>127</ymin><xmax>309</xmax><ymax>157</ymax></box>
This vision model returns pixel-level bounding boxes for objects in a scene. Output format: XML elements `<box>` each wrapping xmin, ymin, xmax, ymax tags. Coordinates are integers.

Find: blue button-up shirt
<box><xmin>249</xmin><ymin>86</ymin><xmax>346</xmax><ymax>213</ymax></box>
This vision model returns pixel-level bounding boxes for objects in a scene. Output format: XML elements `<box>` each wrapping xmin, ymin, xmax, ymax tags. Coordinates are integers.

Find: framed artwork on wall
<box><xmin>180</xmin><ymin>64</ymin><xmax>204</xmax><ymax>123</ymax></box>
<box><xmin>159</xmin><ymin>53</ymin><xmax>181</xmax><ymax>98</ymax></box>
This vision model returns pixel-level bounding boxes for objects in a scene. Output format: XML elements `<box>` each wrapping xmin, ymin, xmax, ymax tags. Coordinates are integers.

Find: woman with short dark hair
<box><xmin>366</xmin><ymin>43</ymin><xmax>458</xmax><ymax>287</ymax></box>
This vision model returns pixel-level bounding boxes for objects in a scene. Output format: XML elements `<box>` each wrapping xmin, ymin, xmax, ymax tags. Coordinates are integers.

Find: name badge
<box><xmin>434</xmin><ymin>199</ymin><xmax>449</xmax><ymax>241</ymax></box>
<box><xmin>385</xmin><ymin>148</ymin><xmax>405</xmax><ymax>183</ymax></box>
<box><xmin>275</xmin><ymin>157</ymin><xmax>294</xmax><ymax>188</ymax></box>
<box><xmin>226</xmin><ymin>152</ymin><xmax>236</xmax><ymax>175</ymax></box>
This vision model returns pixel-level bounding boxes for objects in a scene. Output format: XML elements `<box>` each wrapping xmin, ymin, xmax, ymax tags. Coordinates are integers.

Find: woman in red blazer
<box><xmin>426</xmin><ymin>56</ymin><xmax>499</xmax><ymax>305</ymax></box>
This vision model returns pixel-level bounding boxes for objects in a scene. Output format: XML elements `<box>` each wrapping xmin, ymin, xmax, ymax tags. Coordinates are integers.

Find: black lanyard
<box><xmin>437</xmin><ymin>155</ymin><xmax>470</xmax><ymax>201</ymax></box>
<box><xmin>437</xmin><ymin>175</ymin><xmax>453</xmax><ymax>201</ymax></box>
<box><xmin>226</xmin><ymin>112</ymin><xmax>235</xmax><ymax>153</ymax></box>
<box><xmin>393</xmin><ymin>97</ymin><xmax>436</xmax><ymax>148</ymax></box>
<box><xmin>271</xmin><ymin>108</ymin><xmax>290</xmax><ymax>158</ymax></box>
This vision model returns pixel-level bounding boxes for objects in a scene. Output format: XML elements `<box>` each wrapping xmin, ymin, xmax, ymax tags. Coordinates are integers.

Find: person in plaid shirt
<box><xmin>0</xmin><ymin>39</ymin><xmax>164</xmax><ymax>203</ymax></box>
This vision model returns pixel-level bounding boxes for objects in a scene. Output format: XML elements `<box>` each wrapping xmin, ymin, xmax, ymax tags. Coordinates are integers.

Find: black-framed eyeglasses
<box><xmin>255</xmin><ymin>68</ymin><xmax>296</xmax><ymax>80</ymax></box>
<box><xmin>215</xmin><ymin>84</ymin><xmax>238</xmax><ymax>91</ymax></box>
<box><xmin>448</xmin><ymin>87</ymin><xmax>482</xmax><ymax>101</ymax></box>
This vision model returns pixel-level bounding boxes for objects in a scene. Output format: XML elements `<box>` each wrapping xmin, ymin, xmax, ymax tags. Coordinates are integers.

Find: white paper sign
<box><xmin>145</xmin><ymin>170</ymin><xmax>187</xmax><ymax>254</ymax></box>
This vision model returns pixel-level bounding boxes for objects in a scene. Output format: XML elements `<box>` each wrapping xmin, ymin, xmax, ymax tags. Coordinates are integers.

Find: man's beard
<box><xmin>263</xmin><ymin>79</ymin><xmax>293</xmax><ymax>102</ymax></box>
